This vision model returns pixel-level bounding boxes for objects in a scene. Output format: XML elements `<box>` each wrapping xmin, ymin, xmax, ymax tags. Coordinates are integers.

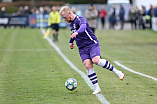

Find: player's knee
<box><xmin>92</xmin><ymin>60</ymin><xmax>99</xmax><ymax>65</ymax></box>
<box><xmin>84</xmin><ymin>64</ymin><xmax>93</xmax><ymax>69</ymax></box>
<box><xmin>92</xmin><ymin>57</ymin><xmax>100</xmax><ymax>65</ymax></box>
<box><xmin>83</xmin><ymin>59</ymin><xmax>93</xmax><ymax>69</ymax></box>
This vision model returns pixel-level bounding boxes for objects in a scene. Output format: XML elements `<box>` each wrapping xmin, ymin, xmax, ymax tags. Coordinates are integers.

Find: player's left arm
<box><xmin>71</xmin><ymin>18</ymin><xmax>87</xmax><ymax>39</ymax></box>
<box><xmin>71</xmin><ymin>24</ymin><xmax>86</xmax><ymax>39</ymax></box>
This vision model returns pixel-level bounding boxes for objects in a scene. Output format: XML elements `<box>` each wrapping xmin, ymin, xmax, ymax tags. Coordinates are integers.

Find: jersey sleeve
<box><xmin>76</xmin><ymin>24</ymin><xmax>87</xmax><ymax>34</ymax></box>
<box><xmin>69</xmin><ymin>38</ymin><xmax>74</xmax><ymax>43</ymax></box>
<box><xmin>78</xmin><ymin>16</ymin><xmax>87</xmax><ymax>25</ymax></box>
<box><xmin>76</xmin><ymin>16</ymin><xmax>87</xmax><ymax>34</ymax></box>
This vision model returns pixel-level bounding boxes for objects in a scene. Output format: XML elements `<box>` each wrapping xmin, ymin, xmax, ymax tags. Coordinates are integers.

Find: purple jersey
<box><xmin>69</xmin><ymin>15</ymin><xmax>99</xmax><ymax>49</ymax></box>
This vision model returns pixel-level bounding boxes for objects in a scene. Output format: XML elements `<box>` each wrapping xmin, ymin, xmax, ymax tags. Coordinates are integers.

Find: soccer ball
<box><xmin>65</xmin><ymin>78</ymin><xmax>77</xmax><ymax>91</ymax></box>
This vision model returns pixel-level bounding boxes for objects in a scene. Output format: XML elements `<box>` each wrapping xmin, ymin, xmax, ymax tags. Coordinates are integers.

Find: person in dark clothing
<box><xmin>140</xmin><ymin>6</ymin><xmax>146</xmax><ymax>29</ymax></box>
<box><xmin>135</xmin><ymin>6</ymin><xmax>141</xmax><ymax>29</ymax></box>
<box><xmin>0</xmin><ymin>7</ymin><xmax>6</xmax><ymax>16</ymax></box>
<box><xmin>109</xmin><ymin>7</ymin><xmax>116</xmax><ymax>29</ymax></box>
<box><xmin>148</xmin><ymin>5</ymin><xmax>154</xmax><ymax>29</ymax></box>
<box><xmin>129</xmin><ymin>5</ymin><xmax>137</xmax><ymax>29</ymax></box>
<box><xmin>119</xmin><ymin>5</ymin><xmax>125</xmax><ymax>29</ymax></box>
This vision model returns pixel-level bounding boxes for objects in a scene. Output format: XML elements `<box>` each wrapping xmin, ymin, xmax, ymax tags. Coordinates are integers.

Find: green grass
<box><xmin>0</xmin><ymin>28</ymin><xmax>157</xmax><ymax>104</ymax></box>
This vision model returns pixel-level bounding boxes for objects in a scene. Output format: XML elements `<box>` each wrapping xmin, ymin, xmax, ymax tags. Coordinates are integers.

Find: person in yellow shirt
<box><xmin>48</xmin><ymin>6</ymin><xmax>61</xmax><ymax>42</ymax></box>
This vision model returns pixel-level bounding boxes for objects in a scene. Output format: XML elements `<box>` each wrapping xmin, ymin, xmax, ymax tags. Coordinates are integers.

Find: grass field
<box><xmin>0</xmin><ymin>28</ymin><xmax>157</xmax><ymax>104</ymax></box>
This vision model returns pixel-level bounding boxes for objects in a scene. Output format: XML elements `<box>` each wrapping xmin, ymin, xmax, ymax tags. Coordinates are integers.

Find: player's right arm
<box><xmin>69</xmin><ymin>38</ymin><xmax>75</xmax><ymax>49</ymax></box>
<box><xmin>69</xmin><ymin>43</ymin><xmax>75</xmax><ymax>49</ymax></box>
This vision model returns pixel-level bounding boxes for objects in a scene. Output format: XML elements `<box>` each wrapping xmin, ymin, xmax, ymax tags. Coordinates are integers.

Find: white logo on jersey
<box><xmin>71</xmin><ymin>24</ymin><xmax>76</xmax><ymax>34</ymax></box>
<box><xmin>71</xmin><ymin>30</ymin><xmax>76</xmax><ymax>34</ymax></box>
<box><xmin>73</xmin><ymin>24</ymin><xmax>76</xmax><ymax>29</ymax></box>
<box><xmin>92</xmin><ymin>53</ymin><xmax>96</xmax><ymax>56</ymax></box>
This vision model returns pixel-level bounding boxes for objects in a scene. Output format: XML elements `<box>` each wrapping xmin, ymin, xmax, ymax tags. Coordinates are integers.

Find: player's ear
<box><xmin>68</xmin><ymin>12</ymin><xmax>71</xmax><ymax>17</ymax></box>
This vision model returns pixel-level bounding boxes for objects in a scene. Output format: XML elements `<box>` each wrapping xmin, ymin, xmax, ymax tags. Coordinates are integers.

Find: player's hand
<box><xmin>69</xmin><ymin>43</ymin><xmax>75</xmax><ymax>49</ymax></box>
<box><xmin>71</xmin><ymin>32</ymin><xmax>78</xmax><ymax>39</ymax></box>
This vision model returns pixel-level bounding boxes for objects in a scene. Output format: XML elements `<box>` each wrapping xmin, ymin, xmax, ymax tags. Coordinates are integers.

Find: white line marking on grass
<box><xmin>117</xmin><ymin>61</ymin><xmax>157</xmax><ymax>65</ymax></box>
<box><xmin>113</xmin><ymin>61</ymin><xmax>157</xmax><ymax>81</ymax></box>
<box><xmin>40</xmin><ymin>28</ymin><xmax>110</xmax><ymax>104</ymax></box>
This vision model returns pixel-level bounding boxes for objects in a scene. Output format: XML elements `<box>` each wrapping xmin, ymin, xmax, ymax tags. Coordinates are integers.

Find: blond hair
<box><xmin>59</xmin><ymin>6</ymin><xmax>72</xmax><ymax>15</ymax></box>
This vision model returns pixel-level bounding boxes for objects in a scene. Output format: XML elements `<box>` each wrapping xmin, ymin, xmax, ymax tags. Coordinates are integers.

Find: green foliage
<box><xmin>4</xmin><ymin>6</ymin><xmax>19</xmax><ymax>13</ymax></box>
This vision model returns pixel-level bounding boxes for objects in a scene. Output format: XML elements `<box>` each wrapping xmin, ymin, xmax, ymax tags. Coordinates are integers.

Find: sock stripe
<box><xmin>110</xmin><ymin>66</ymin><xmax>114</xmax><ymax>71</ymax></box>
<box><xmin>92</xmin><ymin>80</ymin><xmax>98</xmax><ymax>84</ymax></box>
<box><xmin>90</xmin><ymin>76</ymin><xmax>97</xmax><ymax>81</ymax></box>
<box><xmin>88</xmin><ymin>73</ymin><xmax>96</xmax><ymax>78</ymax></box>
<box><xmin>101</xmin><ymin>60</ymin><xmax>114</xmax><ymax>71</ymax></box>
<box><xmin>107</xmin><ymin>63</ymin><xmax>110</xmax><ymax>69</ymax></box>
<box><xmin>103</xmin><ymin>61</ymin><xmax>108</xmax><ymax>68</ymax></box>
<box><xmin>87</xmin><ymin>69</ymin><xmax>98</xmax><ymax>86</ymax></box>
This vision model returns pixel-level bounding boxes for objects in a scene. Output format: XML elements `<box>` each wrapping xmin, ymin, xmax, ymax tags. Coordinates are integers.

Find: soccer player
<box><xmin>59</xmin><ymin>6</ymin><xmax>124</xmax><ymax>94</ymax></box>
<box><xmin>48</xmin><ymin>6</ymin><xmax>61</xmax><ymax>42</ymax></box>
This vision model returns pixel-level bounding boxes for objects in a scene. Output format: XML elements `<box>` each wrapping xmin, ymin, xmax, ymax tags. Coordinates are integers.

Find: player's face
<box><xmin>61</xmin><ymin>12</ymin><xmax>72</xmax><ymax>23</ymax></box>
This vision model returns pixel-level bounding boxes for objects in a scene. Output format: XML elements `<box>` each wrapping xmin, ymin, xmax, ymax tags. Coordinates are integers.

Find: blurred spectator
<box><xmin>30</xmin><ymin>7</ymin><xmax>39</xmax><ymax>14</ymax></box>
<box><xmin>71</xmin><ymin>7</ymin><xmax>77</xmax><ymax>14</ymax></box>
<box><xmin>148</xmin><ymin>5</ymin><xmax>153</xmax><ymax>29</ymax></box>
<box><xmin>135</xmin><ymin>6</ymin><xmax>141</xmax><ymax>29</ymax></box>
<box><xmin>43</xmin><ymin>6</ymin><xmax>49</xmax><ymax>14</ymax></box>
<box><xmin>24</xmin><ymin>6</ymin><xmax>32</xmax><ymax>15</ymax></box>
<box><xmin>46</xmin><ymin>6</ymin><xmax>51</xmax><ymax>13</ymax></box>
<box><xmin>39</xmin><ymin>6</ymin><xmax>44</xmax><ymax>14</ymax></box>
<box><xmin>109</xmin><ymin>6</ymin><xmax>116</xmax><ymax>29</ymax></box>
<box><xmin>0</xmin><ymin>7</ymin><xmax>6</xmax><ymax>16</ymax></box>
<box><xmin>75</xmin><ymin>8</ymin><xmax>82</xmax><ymax>16</ymax></box>
<box><xmin>48</xmin><ymin>6</ymin><xmax>60</xmax><ymax>42</ymax></box>
<box><xmin>35</xmin><ymin>8</ymin><xmax>40</xmax><ymax>14</ymax></box>
<box><xmin>152</xmin><ymin>5</ymin><xmax>157</xmax><ymax>31</ymax></box>
<box><xmin>98</xmin><ymin>6</ymin><xmax>107</xmax><ymax>29</ymax></box>
<box><xmin>119</xmin><ymin>5</ymin><xmax>125</xmax><ymax>30</ymax></box>
<box><xmin>16</xmin><ymin>6</ymin><xmax>24</xmax><ymax>16</ymax></box>
<box><xmin>129</xmin><ymin>5</ymin><xmax>136</xmax><ymax>29</ymax></box>
<box><xmin>56</xmin><ymin>5</ymin><xmax>61</xmax><ymax>12</ymax></box>
<box><xmin>140</xmin><ymin>6</ymin><xmax>146</xmax><ymax>29</ymax></box>
<box><xmin>153</xmin><ymin>6</ymin><xmax>157</xmax><ymax>17</ymax></box>
<box><xmin>85</xmin><ymin>4</ymin><xmax>98</xmax><ymax>33</ymax></box>
<box><xmin>0</xmin><ymin>7</ymin><xmax>7</xmax><ymax>28</ymax></box>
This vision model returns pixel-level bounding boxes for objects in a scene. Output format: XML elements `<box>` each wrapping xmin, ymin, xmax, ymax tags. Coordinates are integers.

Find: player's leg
<box><xmin>92</xmin><ymin>56</ymin><xmax>124</xmax><ymax>80</ymax></box>
<box><xmin>52</xmin><ymin>24</ymin><xmax>56</xmax><ymax>42</ymax></box>
<box><xmin>83</xmin><ymin>59</ymin><xmax>101</xmax><ymax>94</ymax></box>
<box><xmin>52</xmin><ymin>29</ymin><xmax>56</xmax><ymax>42</ymax></box>
<box><xmin>101</xmin><ymin>18</ymin><xmax>104</xmax><ymax>29</ymax></box>
<box><xmin>90</xmin><ymin>45</ymin><xmax>124</xmax><ymax>80</ymax></box>
<box><xmin>80</xmin><ymin>51</ymin><xmax>101</xmax><ymax>94</ymax></box>
<box><xmin>55</xmin><ymin>24</ymin><xmax>59</xmax><ymax>41</ymax></box>
<box><xmin>55</xmin><ymin>31</ymin><xmax>58</xmax><ymax>41</ymax></box>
